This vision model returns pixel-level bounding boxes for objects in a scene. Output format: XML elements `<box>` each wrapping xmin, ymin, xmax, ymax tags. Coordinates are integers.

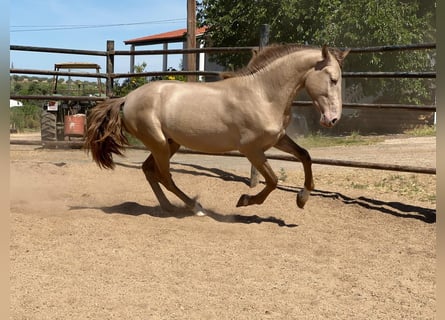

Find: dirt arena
<box><xmin>10</xmin><ymin>134</ymin><xmax>436</xmax><ymax>319</ymax></box>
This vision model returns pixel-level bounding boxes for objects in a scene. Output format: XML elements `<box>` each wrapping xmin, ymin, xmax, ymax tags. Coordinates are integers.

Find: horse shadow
<box><xmin>305</xmin><ymin>188</ymin><xmax>435</xmax><ymax>223</ymax></box>
<box><xmin>69</xmin><ymin>202</ymin><xmax>298</xmax><ymax>228</ymax></box>
<box><xmin>101</xmin><ymin>161</ymin><xmax>436</xmax><ymax>224</ymax></box>
<box><xmin>89</xmin><ymin>161</ymin><xmax>297</xmax><ymax>227</ymax></box>
<box><xmin>170</xmin><ymin>162</ymin><xmax>436</xmax><ymax>224</ymax></box>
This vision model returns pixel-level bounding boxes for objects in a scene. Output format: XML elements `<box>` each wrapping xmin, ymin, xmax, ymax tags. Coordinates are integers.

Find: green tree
<box><xmin>197</xmin><ymin>0</ymin><xmax>436</xmax><ymax>103</ymax></box>
<box><xmin>113</xmin><ymin>62</ymin><xmax>149</xmax><ymax>96</ymax></box>
<box><xmin>114</xmin><ymin>63</ymin><xmax>187</xmax><ymax>96</ymax></box>
<box><xmin>10</xmin><ymin>102</ymin><xmax>41</xmax><ymax>132</ymax></box>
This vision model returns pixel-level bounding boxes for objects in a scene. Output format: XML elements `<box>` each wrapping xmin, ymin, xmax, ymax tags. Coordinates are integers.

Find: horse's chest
<box><xmin>282</xmin><ymin>112</ymin><xmax>291</xmax><ymax>128</ymax></box>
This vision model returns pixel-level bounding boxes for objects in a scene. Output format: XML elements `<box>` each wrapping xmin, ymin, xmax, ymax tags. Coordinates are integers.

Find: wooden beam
<box><xmin>186</xmin><ymin>0</ymin><xmax>196</xmax><ymax>82</ymax></box>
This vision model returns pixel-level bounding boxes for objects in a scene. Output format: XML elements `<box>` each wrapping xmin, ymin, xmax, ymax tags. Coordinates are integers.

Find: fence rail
<box><xmin>10</xmin><ymin>45</ymin><xmax>107</xmax><ymax>56</ymax></box>
<box><xmin>9</xmin><ymin>96</ymin><xmax>436</xmax><ymax>113</ymax></box>
<box><xmin>9</xmin><ymin>41</ymin><xmax>436</xmax><ymax>175</ymax></box>
<box><xmin>342</xmin><ymin>71</ymin><xmax>435</xmax><ymax>78</ymax></box>
<box><xmin>348</xmin><ymin>42</ymin><xmax>435</xmax><ymax>53</ymax></box>
<box><xmin>9</xmin><ymin>139</ymin><xmax>436</xmax><ymax>175</ymax></box>
<box><xmin>177</xmin><ymin>148</ymin><xmax>436</xmax><ymax>175</ymax></box>
<box><xmin>11</xmin><ymin>42</ymin><xmax>435</xmax><ymax>56</ymax></box>
<box><xmin>292</xmin><ymin>101</ymin><xmax>436</xmax><ymax>112</ymax></box>
<box><xmin>10</xmin><ymin>95</ymin><xmax>105</xmax><ymax>101</ymax></box>
<box><xmin>10</xmin><ymin>68</ymin><xmax>109</xmax><ymax>79</ymax></box>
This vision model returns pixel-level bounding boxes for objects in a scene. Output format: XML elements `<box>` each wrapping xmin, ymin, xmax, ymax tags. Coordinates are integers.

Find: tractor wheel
<box><xmin>41</xmin><ymin>110</ymin><xmax>57</xmax><ymax>141</ymax></box>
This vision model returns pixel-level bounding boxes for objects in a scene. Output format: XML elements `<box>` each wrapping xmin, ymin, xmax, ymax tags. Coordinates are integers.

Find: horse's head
<box><xmin>305</xmin><ymin>45</ymin><xmax>350</xmax><ymax>128</ymax></box>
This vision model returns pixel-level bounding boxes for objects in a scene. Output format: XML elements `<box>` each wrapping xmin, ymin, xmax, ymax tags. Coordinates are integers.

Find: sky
<box><xmin>10</xmin><ymin>0</ymin><xmax>190</xmax><ymax>76</ymax></box>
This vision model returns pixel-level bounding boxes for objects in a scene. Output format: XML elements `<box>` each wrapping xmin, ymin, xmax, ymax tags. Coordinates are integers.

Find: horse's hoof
<box><xmin>193</xmin><ymin>202</ymin><xmax>206</xmax><ymax>216</ymax></box>
<box><xmin>296</xmin><ymin>194</ymin><xmax>306</xmax><ymax>208</ymax></box>
<box><xmin>195</xmin><ymin>210</ymin><xmax>206</xmax><ymax>217</ymax></box>
<box><xmin>236</xmin><ymin>194</ymin><xmax>250</xmax><ymax>207</ymax></box>
<box><xmin>296</xmin><ymin>188</ymin><xmax>310</xmax><ymax>209</ymax></box>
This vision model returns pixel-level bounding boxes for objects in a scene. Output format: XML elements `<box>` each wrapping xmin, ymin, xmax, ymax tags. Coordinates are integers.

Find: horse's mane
<box><xmin>221</xmin><ymin>44</ymin><xmax>346</xmax><ymax>79</ymax></box>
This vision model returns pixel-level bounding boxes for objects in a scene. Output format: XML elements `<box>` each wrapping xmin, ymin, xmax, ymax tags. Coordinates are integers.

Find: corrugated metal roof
<box><xmin>124</xmin><ymin>26</ymin><xmax>208</xmax><ymax>45</ymax></box>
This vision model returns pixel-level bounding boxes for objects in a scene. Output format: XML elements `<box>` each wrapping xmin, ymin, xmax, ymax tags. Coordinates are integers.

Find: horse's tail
<box><xmin>84</xmin><ymin>97</ymin><xmax>129</xmax><ymax>169</ymax></box>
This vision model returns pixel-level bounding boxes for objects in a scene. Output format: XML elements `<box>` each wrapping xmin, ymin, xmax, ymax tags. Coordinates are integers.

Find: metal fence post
<box><xmin>106</xmin><ymin>40</ymin><xmax>115</xmax><ymax>97</ymax></box>
<box><xmin>250</xmin><ymin>24</ymin><xmax>270</xmax><ymax>188</ymax></box>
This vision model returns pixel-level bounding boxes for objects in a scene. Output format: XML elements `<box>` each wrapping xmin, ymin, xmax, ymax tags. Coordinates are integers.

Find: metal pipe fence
<box><xmin>9</xmin><ymin>41</ymin><xmax>436</xmax><ymax>175</ymax></box>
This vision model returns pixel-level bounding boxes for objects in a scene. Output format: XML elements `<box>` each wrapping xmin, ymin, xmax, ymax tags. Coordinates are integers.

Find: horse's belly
<box><xmin>166</xmin><ymin>127</ymin><xmax>239</xmax><ymax>153</ymax></box>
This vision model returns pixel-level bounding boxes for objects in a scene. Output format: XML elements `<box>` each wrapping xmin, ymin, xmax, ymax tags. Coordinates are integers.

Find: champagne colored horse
<box><xmin>85</xmin><ymin>44</ymin><xmax>349</xmax><ymax>216</ymax></box>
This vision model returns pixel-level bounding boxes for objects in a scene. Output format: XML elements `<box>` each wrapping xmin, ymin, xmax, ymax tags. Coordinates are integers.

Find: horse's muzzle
<box><xmin>320</xmin><ymin>114</ymin><xmax>339</xmax><ymax>128</ymax></box>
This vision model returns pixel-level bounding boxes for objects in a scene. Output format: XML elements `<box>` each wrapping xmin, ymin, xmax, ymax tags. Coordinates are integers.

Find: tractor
<box><xmin>41</xmin><ymin>62</ymin><xmax>106</xmax><ymax>143</ymax></box>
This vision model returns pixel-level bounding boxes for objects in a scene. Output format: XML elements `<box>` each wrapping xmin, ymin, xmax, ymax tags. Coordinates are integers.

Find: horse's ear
<box><xmin>315</xmin><ymin>45</ymin><xmax>331</xmax><ymax>70</ymax></box>
<box><xmin>321</xmin><ymin>45</ymin><xmax>330</xmax><ymax>60</ymax></box>
<box><xmin>331</xmin><ymin>48</ymin><xmax>351</xmax><ymax>67</ymax></box>
<box><xmin>341</xmin><ymin>49</ymin><xmax>351</xmax><ymax>59</ymax></box>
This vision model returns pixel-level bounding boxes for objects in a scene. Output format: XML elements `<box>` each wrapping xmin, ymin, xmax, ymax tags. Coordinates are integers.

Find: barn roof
<box><xmin>124</xmin><ymin>26</ymin><xmax>208</xmax><ymax>46</ymax></box>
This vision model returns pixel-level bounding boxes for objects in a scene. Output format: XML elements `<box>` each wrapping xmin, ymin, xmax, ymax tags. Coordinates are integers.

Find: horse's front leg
<box><xmin>236</xmin><ymin>151</ymin><xmax>278</xmax><ymax>207</ymax></box>
<box><xmin>274</xmin><ymin>134</ymin><xmax>314</xmax><ymax>208</ymax></box>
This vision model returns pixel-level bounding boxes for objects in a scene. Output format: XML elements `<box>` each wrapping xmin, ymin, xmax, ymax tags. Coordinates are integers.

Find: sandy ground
<box><xmin>10</xmin><ymin>134</ymin><xmax>436</xmax><ymax>319</ymax></box>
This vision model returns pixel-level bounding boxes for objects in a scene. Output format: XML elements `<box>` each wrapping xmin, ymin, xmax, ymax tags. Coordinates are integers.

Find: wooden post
<box><xmin>106</xmin><ymin>40</ymin><xmax>115</xmax><ymax>97</ymax></box>
<box><xmin>186</xmin><ymin>0</ymin><xmax>196</xmax><ymax>82</ymax></box>
<box><xmin>129</xmin><ymin>44</ymin><xmax>135</xmax><ymax>73</ymax></box>
<box><xmin>250</xmin><ymin>24</ymin><xmax>270</xmax><ymax>188</ymax></box>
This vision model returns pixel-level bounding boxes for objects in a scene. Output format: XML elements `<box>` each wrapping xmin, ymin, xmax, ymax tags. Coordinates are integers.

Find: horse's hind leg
<box><xmin>274</xmin><ymin>134</ymin><xmax>314</xmax><ymax>208</ymax></box>
<box><xmin>142</xmin><ymin>140</ymin><xmax>183</xmax><ymax>212</ymax></box>
<box><xmin>150</xmin><ymin>140</ymin><xmax>205</xmax><ymax>216</ymax></box>
<box><xmin>142</xmin><ymin>155</ymin><xmax>176</xmax><ymax>212</ymax></box>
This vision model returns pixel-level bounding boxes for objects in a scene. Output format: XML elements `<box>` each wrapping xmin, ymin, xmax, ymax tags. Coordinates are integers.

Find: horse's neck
<box><xmin>253</xmin><ymin>50</ymin><xmax>319</xmax><ymax>110</ymax></box>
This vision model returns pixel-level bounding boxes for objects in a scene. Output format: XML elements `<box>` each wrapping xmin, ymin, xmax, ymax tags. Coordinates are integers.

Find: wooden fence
<box><xmin>9</xmin><ymin>41</ymin><xmax>436</xmax><ymax>175</ymax></box>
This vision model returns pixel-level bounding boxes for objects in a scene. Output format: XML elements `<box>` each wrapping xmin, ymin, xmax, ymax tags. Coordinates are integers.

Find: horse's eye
<box><xmin>331</xmin><ymin>79</ymin><xmax>338</xmax><ymax>85</ymax></box>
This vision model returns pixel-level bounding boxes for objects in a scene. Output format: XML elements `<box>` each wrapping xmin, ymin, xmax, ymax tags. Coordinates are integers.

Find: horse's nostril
<box><xmin>331</xmin><ymin>118</ymin><xmax>338</xmax><ymax>125</ymax></box>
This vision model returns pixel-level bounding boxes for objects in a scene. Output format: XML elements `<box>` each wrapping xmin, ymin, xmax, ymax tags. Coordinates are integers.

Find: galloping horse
<box><xmin>84</xmin><ymin>44</ymin><xmax>349</xmax><ymax>216</ymax></box>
